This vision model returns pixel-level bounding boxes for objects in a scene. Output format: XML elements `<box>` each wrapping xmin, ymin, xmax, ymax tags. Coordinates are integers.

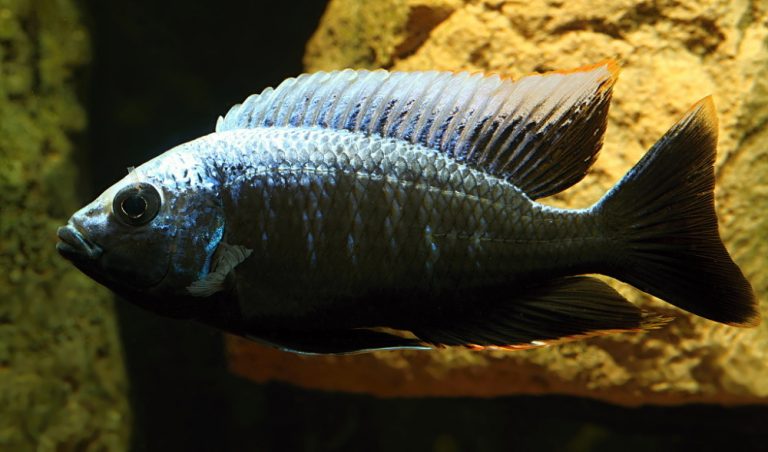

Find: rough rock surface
<box><xmin>229</xmin><ymin>0</ymin><xmax>768</xmax><ymax>405</ymax></box>
<box><xmin>0</xmin><ymin>0</ymin><xmax>130</xmax><ymax>449</ymax></box>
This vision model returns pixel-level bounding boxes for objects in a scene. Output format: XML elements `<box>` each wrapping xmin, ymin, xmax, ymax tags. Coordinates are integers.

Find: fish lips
<box><xmin>56</xmin><ymin>224</ymin><xmax>103</xmax><ymax>261</ymax></box>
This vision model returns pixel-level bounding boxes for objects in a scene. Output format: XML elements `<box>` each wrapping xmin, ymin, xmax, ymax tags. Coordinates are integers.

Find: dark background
<box><xmin>82</xmin><ymin>1</ymin><xmax>767</xmax><ymax>451</ymax></box>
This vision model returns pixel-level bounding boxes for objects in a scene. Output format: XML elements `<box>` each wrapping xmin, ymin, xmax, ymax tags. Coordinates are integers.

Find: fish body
<box><xmin>57</xmin><ymin>62</ymin><xmax>759</xmax><ymax>354</ymax></box>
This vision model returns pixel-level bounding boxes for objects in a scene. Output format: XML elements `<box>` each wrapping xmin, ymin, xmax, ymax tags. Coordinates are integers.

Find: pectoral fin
<box><xmin>187</xmin><ymin>242</ymin><xmax>253</xmax><ymax>297</ymax></box>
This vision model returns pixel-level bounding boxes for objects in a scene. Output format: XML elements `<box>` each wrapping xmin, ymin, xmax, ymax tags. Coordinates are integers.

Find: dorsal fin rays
<box><xmin>361</xmin><ymin>72</ymin><xmax>405</xmax><ymax>135</ymax></box>
<box><xmin>334</xmin><ymin>71</ymin><xmax>384</xmax><ymax>130</ymax></box>
<box><xmin>217</xmin><ymin>62</ymin><xmax>619</xmax><ymax>199</ymax></box>
<box><xmin>400</xmin><ymin>72</ymin><xmax>448</xmax><ymax>144</ymax></box>
<box><xmin>390</xmin><ymin>72</ymin><xmax>440</xmax><ymax>141</ymax></box>
<box><xmin>426</xmin><ymin>72</ymin><xmax>477</xmax><ymax>151</ymax></box>
<box><xmin>439</xmin><ymin>74</ymin><xmax>499</xmax><ymax>158</ymax></box>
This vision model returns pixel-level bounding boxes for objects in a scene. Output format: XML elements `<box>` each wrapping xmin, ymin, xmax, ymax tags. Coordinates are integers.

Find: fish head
<box><xmin>57</xmin><ymin>160</ymin><xmax>225</xmax><ymax>317</ymax></box>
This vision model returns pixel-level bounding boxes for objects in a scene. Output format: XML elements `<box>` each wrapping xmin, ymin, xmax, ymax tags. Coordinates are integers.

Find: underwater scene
<box><xmin>2</xmin><ymin>0</ymin><xmax>768</xmax><ymax>450</ymax></box>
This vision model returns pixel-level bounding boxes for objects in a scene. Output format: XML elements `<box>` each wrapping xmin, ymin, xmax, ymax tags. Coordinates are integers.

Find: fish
<box><xmin>56</xmin><ymin>61</ymin><xmax>760</xmax><ymax>355</ymax></box>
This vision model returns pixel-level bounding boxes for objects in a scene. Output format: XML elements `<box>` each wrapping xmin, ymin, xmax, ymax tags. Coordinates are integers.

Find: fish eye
<box><xmin>113</xmin><ymin>183</ymin><xmax>161</xmax><ymax>226</ymax></box>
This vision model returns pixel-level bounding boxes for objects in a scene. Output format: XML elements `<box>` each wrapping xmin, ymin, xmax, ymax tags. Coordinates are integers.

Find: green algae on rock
<box><xmin>0</xmin><ymin>0</ymin><xmax>130</xmax><ymax>449</ymax></box>
<box><xmin>229</xmin><ymin>0</ymin><xmax>768</xmax><ymax>405</ymax></box>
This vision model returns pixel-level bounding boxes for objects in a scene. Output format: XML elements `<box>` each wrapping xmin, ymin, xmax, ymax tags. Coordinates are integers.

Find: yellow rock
<box><xmin>0</xmin><ymin>0</ymin><xmax>130</xmax><ymax>448</ymax></box>
<box><xmin>230</xmin><ymin>0</ymin><xmax>768</xmax><ymax>405</ymax></box>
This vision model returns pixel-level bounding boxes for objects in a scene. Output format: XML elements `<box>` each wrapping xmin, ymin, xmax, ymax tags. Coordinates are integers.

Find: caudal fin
<box><xmin>595</xmin><ymin>97</ymin><xmax>759</xmax><ymax>327</ymax></box>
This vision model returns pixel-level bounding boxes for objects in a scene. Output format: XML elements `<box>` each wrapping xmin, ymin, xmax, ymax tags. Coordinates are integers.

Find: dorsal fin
<box><xmin>217</xmin><ymin>62</ymin><xmax>619</xmax><ymax>199</ymax></box>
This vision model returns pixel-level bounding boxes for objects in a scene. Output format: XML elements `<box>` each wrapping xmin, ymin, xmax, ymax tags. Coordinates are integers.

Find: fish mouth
<box><xmin>56</xmin><ymin>224</ymin><xmax>103</xmax><ymax>261</ymax></box>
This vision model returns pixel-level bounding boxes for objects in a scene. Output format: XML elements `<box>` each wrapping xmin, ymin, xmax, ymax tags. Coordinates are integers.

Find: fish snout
<box><xmin>56</xmin><ymin>224</ymin><xmax>103</xmax><ymax>260</ymax></box>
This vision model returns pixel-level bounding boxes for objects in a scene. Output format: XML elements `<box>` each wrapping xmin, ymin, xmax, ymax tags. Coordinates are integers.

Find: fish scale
<box><xmin>203</xmin><ymin>127</ymin><xmax>600</xmax><ymax>299</ymax></box>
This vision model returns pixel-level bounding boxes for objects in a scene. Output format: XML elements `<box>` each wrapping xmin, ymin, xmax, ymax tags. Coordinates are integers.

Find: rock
<box><xmin>229</xmin><ymin>0</ymin><xmax>768</xmax><ymax>405</ymax></box>
<box><xmin>0</xmin><ymin>1</ymin><xmax>130</xmax><ymax>449</ymax></box>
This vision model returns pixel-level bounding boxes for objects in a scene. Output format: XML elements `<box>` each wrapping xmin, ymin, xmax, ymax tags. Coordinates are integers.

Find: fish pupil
<box><xmin>121</xmin><ymin>194</ymin><xmax>147</xmax><ymax>219</ymax></box>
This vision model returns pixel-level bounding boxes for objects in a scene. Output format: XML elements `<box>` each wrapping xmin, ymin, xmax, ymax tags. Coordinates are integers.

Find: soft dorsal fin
<box><xmin>217</xmin><ymin>62</ymin><xmax>618</xmax><ymax>199</ymax></box>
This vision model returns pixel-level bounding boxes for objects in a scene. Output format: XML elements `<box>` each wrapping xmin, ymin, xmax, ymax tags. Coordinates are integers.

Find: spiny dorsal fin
<box><xmin>217</xmin><ymin>62</ymin><xmax>619</xmax><ymax>199</ymax></box>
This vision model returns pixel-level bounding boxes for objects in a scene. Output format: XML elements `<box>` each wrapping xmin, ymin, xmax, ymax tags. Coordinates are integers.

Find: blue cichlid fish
<box><xmin>57</xmin><ymin>61</ymin><xmax>760</xmax><ymax>354</ymax></box>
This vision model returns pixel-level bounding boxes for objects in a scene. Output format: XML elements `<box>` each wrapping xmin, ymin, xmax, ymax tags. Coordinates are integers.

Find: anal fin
<box><xmin>410</xmin><ymin>277</ymin><xmax>670</xmax><ymax>350</ymax></box>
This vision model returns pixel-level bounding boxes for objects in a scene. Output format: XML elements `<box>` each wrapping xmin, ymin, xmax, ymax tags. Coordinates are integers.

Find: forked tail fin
<box><xmin>595</xmin><ymin>97</ymin><xmax>759</xmax><ymax>326</ymax></box>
